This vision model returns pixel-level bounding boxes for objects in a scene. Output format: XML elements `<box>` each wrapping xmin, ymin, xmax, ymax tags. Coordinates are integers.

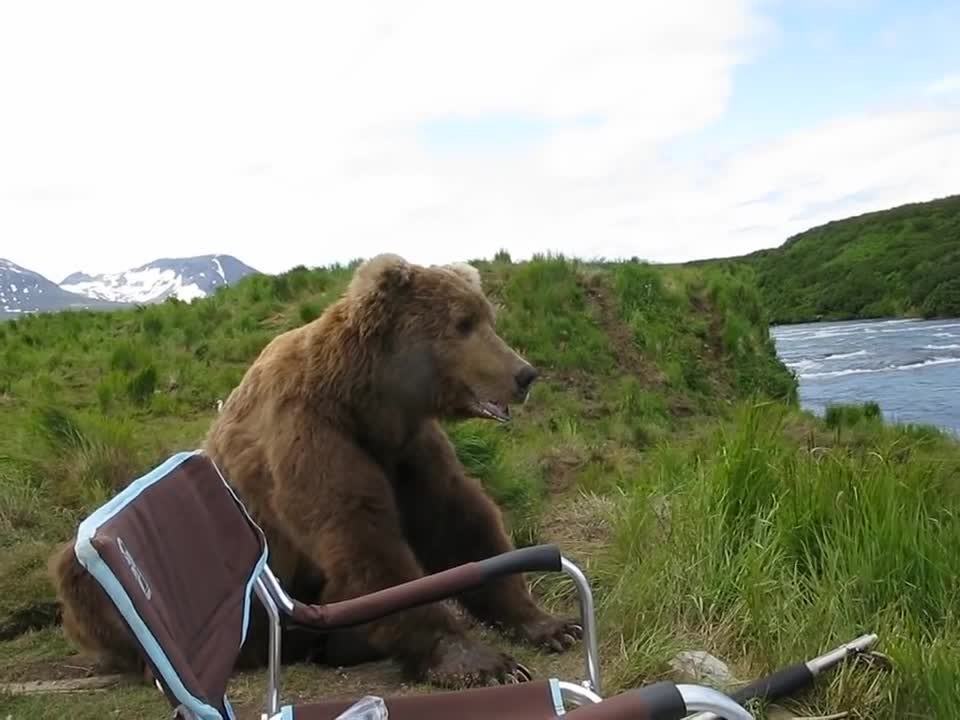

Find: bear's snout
<box><xmin>514</xmin><ymin>364</ymin><xmax>538</xmax><ymax>399</ymax></box>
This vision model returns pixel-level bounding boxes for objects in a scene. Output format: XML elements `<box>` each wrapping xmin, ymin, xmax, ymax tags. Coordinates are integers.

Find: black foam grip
<box><xmin>631</xmin><ymin>681</ymin><xmax>687</xmax><ymax>720</ymax></box>
<box><xmin>476</xmin><ymin>544</ymin><xmax>562</xmax><ymax>579</ymax></box>
<box><xmin>731</xmin><ymin>663</ymin><xmax>813</xmax><ymax>705</ymax></box>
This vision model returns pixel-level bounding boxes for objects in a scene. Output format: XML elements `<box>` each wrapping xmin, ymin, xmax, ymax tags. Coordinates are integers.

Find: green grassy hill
<box><xmin>704</xmin><ymin>194</ymin><xmax>960</xmax><ymax>324</ymax></box>
<box><xmin>2</xmin><ymin>254</ymin><xmax>959</xmax><ymax>717</ymax></box>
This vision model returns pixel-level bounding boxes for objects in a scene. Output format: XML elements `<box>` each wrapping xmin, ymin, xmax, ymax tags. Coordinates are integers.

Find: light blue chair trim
<box><xmin>549</xmin><ymin>678</ymin><xmax>567</xmax><ymax>715</ymax></box>
<box><xmin>208</xmin><ymin>454</ymin><xmax>271</xmax><ymax>645</ymax></box>
<box><xmin>74</xmin><ymin>449</ymin><xmax>269</xmax><ymax>720</ymax></box>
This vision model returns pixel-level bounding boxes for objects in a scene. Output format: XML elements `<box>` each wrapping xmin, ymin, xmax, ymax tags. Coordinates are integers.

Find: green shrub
<box><xmin>150</xmin><ymin>393</ymin><xmax>178</xmax><ymax>415</ymax></box>
<box><xmin>735</xmin><ymin>194</ymin><xmax>960</xmax><ymax>322</ymax></box>
<box><xmin>825</xmin><ymin>401</ymin><xmax>883</xmax><ymax>429</ymax></box>
<box><xmin>110</xmin><ymin>343</ymin><xmax>146</xmax><ymax>373</ymax></box>
<box><xmin>127</xmin><ymin>365</ymin><xmax>158</xmax><ymax>406</ymax></box>
<box><xmin>141</xmin><ymin>313</ymin><xmax>164</xmax><ymax>338</ymax></box>
<box><xmin>922</xmin><ymin>278</ymin><xmax>960</xmax><ymax>318</ymax></box>
<box><xmin>298</xmin><ymin>301</ymin><xmax>321</xmax><ymax>325</ymax></box>
<box><xmin>96</xmin><ymin>371</ymin><xmax>131</xmax><ymax>413</ymax></box>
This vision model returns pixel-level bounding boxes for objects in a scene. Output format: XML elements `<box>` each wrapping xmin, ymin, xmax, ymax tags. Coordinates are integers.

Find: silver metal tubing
<box><xmin>676</xmin><ymin>684</ymin><xmax>753</xmax><ymax>720</ymax></box>
<box><xmin>688</xmin><ymin>632</ymin><xmax>880</xmax><ymax>720</ymax></box>
<box><xmin>254</xmin><ymin>578</ymin><xmax>282</xmax><ymax>718</ymax></box>
<box><xmin>260</xmin><ymin>564</ymin><xmax>296</xmax><ymax>614</ymax></box>
<box><xmin>557</xmin><ymin>680</ymin><xmax>603</xmax><ymax>708</ymax></box>
<box><xmin>806</xmin><ymin>632</ymin><xmax>878</xmax><ymax>675</ymax></box>
<box><xmin>561</xmin><ymin>556</ymin><xmax>602</xmax><ymax>696</ymax></box>
<box><xmin>688</xmin><ymin>708</ymin><xmax>737</xmax><ymax>719</ymax></box>
<box><xmin>558</xmin><ymin>681</ymin><xmax>749</xmax><ymax>718</ymax></box>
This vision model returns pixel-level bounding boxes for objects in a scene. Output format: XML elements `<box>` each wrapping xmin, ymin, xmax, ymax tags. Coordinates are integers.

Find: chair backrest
<box><xmin>73</xmin><ymin>449</ymin><xmax>268</xmax><ymax>720</ymax></box>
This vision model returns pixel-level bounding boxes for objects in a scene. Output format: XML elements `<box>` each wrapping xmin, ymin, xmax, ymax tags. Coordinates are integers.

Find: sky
<box><xmin>1</xmin><ymin>0</ymin><xmax>960</xmax><ymax>282</ymax></box>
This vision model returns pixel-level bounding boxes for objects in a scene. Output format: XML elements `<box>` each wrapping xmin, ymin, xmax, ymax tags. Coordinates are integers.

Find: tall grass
<box><xmin>607</xmin><ymin>261</ymin><xmax>797</xmax><ymax>405</ymax></box>
<box><xmin>447</xmin><ymin>421</ymin><xmax>546</xmax><ymax>547</ymax></box>
<box><xmin>594</xmin><ymin>401</ymin><xmax>960</xmax><ymax>717</ymax></box>
<box><xmin>495</xmin><ymin>254</ymin><xmax>615</xmax><ymax>373</ymax></box>
<box><xmin>25</xmin><ymin>405</ymin><xmax>143</xmax><ymax>513</ymax></box>
<box><xmin>611</xmin><ymin>261</ymin><xmax>709</xmax><ymax>393</ymax></box>
<box><xmin>0</xmin><ymin>405</ymin><xmax>148</xmax><ymax>631</ymax></box>
<box><xmin>703</xmin><ymin>266</ymin><xmax>798</xmax><ymax>402</ymax></box>
<box><xmin>1</xmin><ymin>253</ymin><xmax>953</xmax><ymax>717</ymax></box>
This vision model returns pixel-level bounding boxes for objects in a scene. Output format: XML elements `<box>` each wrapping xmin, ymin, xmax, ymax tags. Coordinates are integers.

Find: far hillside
<box><xmin>702</xmin><ymin>194</ymin><xmax>960</xmax><ymax>324</ymax></box>
<box><xmin>2</xmin><ymin>254</ymin><xmax>959</xmax><ymax>718</ymax></box>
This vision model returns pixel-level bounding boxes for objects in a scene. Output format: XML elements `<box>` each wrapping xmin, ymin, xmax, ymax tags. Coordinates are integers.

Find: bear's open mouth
<box><xmin>470</xmin><ymin>399</ymin><xmax>511</xmax><ymax>422</ymax></box>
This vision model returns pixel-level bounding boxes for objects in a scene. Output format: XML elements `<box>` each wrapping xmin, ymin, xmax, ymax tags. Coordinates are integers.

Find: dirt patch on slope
<box><xmin>540</xmin><ymin>493</ymin><xmax>617</xmax><ymax>557</ymax></box>
<box><xmin>691</xmin><ymin>292</ymin><xmax>724</xmax><ymax>361</ymax></box>
<box><xmin>539</xmin><ymin>447</ymin><xmax>588</xmax><ymax>493</ymax></box>
<box><xmin>578</xmin><ymin>274</ymin><xmax>667</xmax><ymax>386</ymax></box>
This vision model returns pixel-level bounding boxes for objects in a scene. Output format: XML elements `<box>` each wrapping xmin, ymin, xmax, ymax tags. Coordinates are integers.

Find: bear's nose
<box><xmin>515</xmin><ymin>365</ymin><xmax>539</xmax><ymax>396</ymax></box>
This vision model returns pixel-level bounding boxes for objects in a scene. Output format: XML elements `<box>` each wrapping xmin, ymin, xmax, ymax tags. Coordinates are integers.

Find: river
<box><xmin>770</xmin><ymin>318</ymin><xmax>960</xmax><ymax>436</ymax></box>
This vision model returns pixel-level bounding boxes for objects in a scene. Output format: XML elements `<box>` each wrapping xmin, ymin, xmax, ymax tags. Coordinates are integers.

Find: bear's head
<box><xmin>344</xmin><ymin>253</ymin><xmax>538</xmax><ymax>424</ymax></box>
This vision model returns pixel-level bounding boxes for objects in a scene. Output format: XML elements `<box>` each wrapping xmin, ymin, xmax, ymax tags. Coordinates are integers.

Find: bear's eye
<box><xmin>456</xmin><ymin>316</ymin><xmax>476</xmax><ymax>335</ymax></box>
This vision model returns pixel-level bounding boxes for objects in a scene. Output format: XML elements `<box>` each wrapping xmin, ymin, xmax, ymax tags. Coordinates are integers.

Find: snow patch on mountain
<box><xmin>1</xmin><ymin>258</ymin><xmax>125</xmax><ymax>317</ymax></box>
<box><xmin>62</xmin><ymin>267</ymin><xmax>203</xmax><ymax>303</ymax></box>
<box><xmin>60</xmin><ymin>254</ymin><xmax>259</xmax><ymax>305</ymax></box>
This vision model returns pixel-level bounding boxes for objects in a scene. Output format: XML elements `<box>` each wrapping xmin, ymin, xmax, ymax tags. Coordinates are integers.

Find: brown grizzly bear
<box><xmin>49</xmin><ymin>253</ymin><xmax>581</xmax><ymax>689</ymax></box>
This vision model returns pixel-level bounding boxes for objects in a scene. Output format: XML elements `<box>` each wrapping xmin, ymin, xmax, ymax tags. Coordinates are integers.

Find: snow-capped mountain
<box><xmin>60</xmin><ymin>254</ymin><xmax>260</xmax><ymax>304</ymax></box>
<box><xmin>0</xmin><ymin>258</ymin><xmax>128</xmax><ymax>318</ymax></box>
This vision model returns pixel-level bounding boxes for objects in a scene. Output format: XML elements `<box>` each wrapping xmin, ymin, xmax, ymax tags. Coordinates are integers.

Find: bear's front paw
<box><xmin>421</xmin><ymin>635</ymin><xmax>532</xmax><ymax>689</ymax></box>
<box><xmin>515</xmin><ymin>614</ymin><xmax>583</xmax><ymax>653</ymax></box>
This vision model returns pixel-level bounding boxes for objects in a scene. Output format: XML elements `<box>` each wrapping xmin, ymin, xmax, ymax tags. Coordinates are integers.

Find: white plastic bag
<box><xmin>333</xmin><ymin>695</ymin><xmax>389</xmax><ymax>720</ymax></box>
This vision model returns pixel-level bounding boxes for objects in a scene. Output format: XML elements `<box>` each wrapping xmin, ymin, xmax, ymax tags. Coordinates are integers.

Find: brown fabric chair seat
<box><xmin>74</xmin><ymin>450</ymin><xmax>269</xmax><ymax>719</ymax></box>
<box><xmin>278</xmin><ymin>680</ymin><xmax>566</xmax><ymax>719</ymax></box>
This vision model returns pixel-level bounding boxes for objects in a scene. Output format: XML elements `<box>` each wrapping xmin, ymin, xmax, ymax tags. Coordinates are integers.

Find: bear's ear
<box><xmin>348</xmin><ymin>253</ymin><xmax>414</xmax><ymax>303</ymax></box>
<box><xmin>442</xmin><ymin>262</ymin><xmax>483</xmax><ymax>292</ymax></box>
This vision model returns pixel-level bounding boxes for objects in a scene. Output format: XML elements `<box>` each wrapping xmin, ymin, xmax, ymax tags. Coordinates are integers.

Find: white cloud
<box><xmin>0</xmin><ymin>1</ymin><xmax>958</xmax><ymax>283</ymax></box>
<box><xmin>925</xmin><ymin>75</ymin><xmax>960</xmax><ymax>97</ymax></box>
<box><xmin>692</xmin><ymin>108</ymin><xmax>960</xmax><ymax>257</ymax></box>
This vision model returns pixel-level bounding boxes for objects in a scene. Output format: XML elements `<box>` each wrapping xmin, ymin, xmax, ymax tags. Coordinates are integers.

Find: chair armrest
<box><xmin>285</xmin><ymin>544</ymin><xmax>562</xmax><ymax>630</ymax></box>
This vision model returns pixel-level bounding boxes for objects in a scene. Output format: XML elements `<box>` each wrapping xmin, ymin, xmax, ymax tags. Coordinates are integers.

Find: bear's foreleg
<box><xmin>266</xmin><ymin>423</ymin><xmax>531</xmax><ymax>687</ymax></box>
<box><xmin>396</xmin><ymin>421</ymin><xmax>583</xmax><ymax>654</ymax></box>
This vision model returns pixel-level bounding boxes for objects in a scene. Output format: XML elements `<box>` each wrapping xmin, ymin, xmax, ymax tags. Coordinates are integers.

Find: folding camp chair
<box><xmin>71</xmin><ymin>449</ymin><xmax>753</xmax><ymax>720</ymax></box>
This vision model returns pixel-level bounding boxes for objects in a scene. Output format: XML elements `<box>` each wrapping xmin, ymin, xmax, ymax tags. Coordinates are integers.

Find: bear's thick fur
<box><xmin>49</xmin><ymin>254</ymin><xmax>580</xmax><ymax>689</ymax></box>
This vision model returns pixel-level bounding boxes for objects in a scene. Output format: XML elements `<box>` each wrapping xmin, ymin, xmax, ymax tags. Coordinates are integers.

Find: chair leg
<box><xmin>255</xmin><ymin>578</ymin><xmax>283</xmax><ymax>719</ymax></box>
<box><xmin>561</xmin><ymin>556</ymin><xmax>602</xmax><ymax>696</ymax></box>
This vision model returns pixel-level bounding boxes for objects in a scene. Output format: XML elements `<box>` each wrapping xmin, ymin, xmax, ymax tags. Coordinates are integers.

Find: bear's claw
<box><xmin>515</xmin><ymin>615</ymin><xmax>584</xmax><ymax>654</ymax></box>
<box><xmin>422</xmin><ymin>635</ymin><xmax>533</xmax><ymax>689</ymax></box>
